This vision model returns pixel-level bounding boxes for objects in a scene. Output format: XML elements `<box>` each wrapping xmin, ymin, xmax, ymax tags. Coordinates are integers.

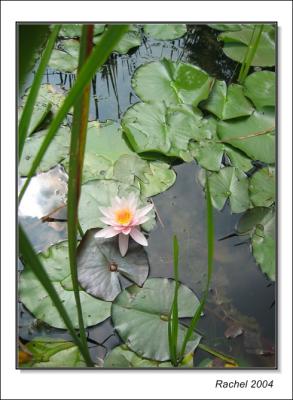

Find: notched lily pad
<box><xmin>77</xmin><ymin>229</ymin><xmax>149</xmax><ymax>301</ymax></box>
<box><xmin>144</xmin><ymin>24</ymin><xmax>187</xmax><ymax>40</ymax></box>
<box><xmin>208</xmin><ymin>167</ymin><xmax>250</xmax><ymax>213</ymax></box>
<box><xmin>112</xmin><ymin>278</ymin><xmax>201</xmax><ymax>361</ymax></box>
<box><xmin>201</xmin><ymin>81</ymin><xmax>254</xmax><ymax>120</ymax></box>
<box><xmin>243</xmin><ymin>71</ymin><xmax>275</xmax><ymax>109</ymax></box>
<box><xmin>93</xmin><ymin>25</ymin><xmax>141</xmax><ymax>54</ymax></box>
<box><xmin>19</xmin><ymin>241</ymin><xmax>111</xmax><ymax>329</ymax></box>
<box><xmin>131</xmin><ymin>59</ymin><xmax>214</xmax><ymax>106</ymax></box>
<box><xmin>249</xmin><ymin>167</ymin><xmax>275</xmax><ymax>207</ymax></box>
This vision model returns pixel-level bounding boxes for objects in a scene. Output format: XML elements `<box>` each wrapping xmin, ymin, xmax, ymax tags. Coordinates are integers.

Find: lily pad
<box><xmin>77</xmin><ymin>229</ymin><xmax>149</xmax><ymax>301</ymax></box>
<box><xmin>122</xmin><ymin>102</ymin><xmax>210</xmax><ymax>160</ymax></box>
<box><xmin>219</xmin><ymin>25</ymin><xmax>275</xmax><ymax>67</ymax></box>
<box><xmin>243</xmin><ymin>71</ymin><xmax>275</xmax><ymax>109</ymax></box>
<box><xmin>236</xmin><ymin>206</ymin><xmax>272</xmax><ymax>235</ymax></box>
<box><xmin>224</xmin><ymin>146</ymin><xmax>252</xmax><ymax>173</ymax></box>
<box><xmin>18</xmin><ymin>102</ymin><xmax>52</xmax><ymax>136</ymax></box>
<box><xmin>201</xmin><ymin>81</ymin><xmax>254</xmax><ymax>120</ymax></box>
<box><xmin>111</xmin><ymin>278</ymin><xmax>201</xmax><ymax>361</ymax></box>
<box><xmin>217</xmin><ymin>108</ymin><xmax>275</xmax><ymax>164</ymax></box>
<box><xmin>49</xmin><ymin>39</ymin><xmax>80</xmax><ymax>73</ymax></box>
<box><xmin>93</xmin><ymin>25</ymin><xmax>141</xmax><ymax>54</ymax></box>
<box><xmin>59</xmin><ymin>24</ymin><xmax>105</xmax><ymax>38</ymax></box>
<box><xmin>19</xmin><ymin>126</ymin><xmax>71</xmax><ymax>177</ymax></box>
<box><xmin>35</xmin><ymin>84</ymin><xmax>67</xmax><ymax>114</ymax></box>
<box><xmin>78</xmin><ymin>179</ymin><xmax>156</xmax><ymax>233</ymax></box>
<box><xmin>208</xmin><ymin>167</ymin><xmax>250</xmax><ymax>213</ymax></box>
<box><xmin>112</xmin><ymin>153</ymin><xmax>152</xmax><ymax>185</ymax></box>
<box><xmin>138</xmin><ymin>161</ymin><xmax>176</xmax><ymax>197</ymax></box>
<box><xmin>131</xmin><ymin>59</ymin><xmax>214</xmax><ymax>106</ymax></box>
<box><xmin>249</xmin><ymin>167</ymin><xmax>275</xmax><ymax>207</ymax></box>
<box><xmin>19</xmin><ymin>241</ymin><xmax>111</xmax><ymax>329</ymax></box>
<box><xmin>144</xmin><ymin>24</ymin><xmax>187</xmax><ymax>40</ymax></box>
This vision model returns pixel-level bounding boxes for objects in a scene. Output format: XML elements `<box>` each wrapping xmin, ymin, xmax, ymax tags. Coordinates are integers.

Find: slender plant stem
<box><xmin>67</xmin><ymin>25</ymin><xmax>93</xmax><ymax>364</ymax></box>
<box><xmin>18</xmin><ymin>25</ymin><xmax>60</xmax><ymax>159</ymax></box>
<box><xmin>18</xmin><ymin>25</ymin><xmax>128</xmax><ymax>202</ymax></box>
<box><xmin>19</xmin><ymin>225</ymin><xmax>93</xmax><ymax>366</ymax></box>
<box><xmin>179</xmin><ymin>172</ymin><xmax>214</xmax><ymax>360</ymax></box>
<box><xmin>198</xmin><ymin>343</ymin><xmax>237</xmax><ymax>365</ymax></box>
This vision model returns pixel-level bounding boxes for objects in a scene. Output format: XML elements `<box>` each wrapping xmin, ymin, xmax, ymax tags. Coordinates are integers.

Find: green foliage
<box><xmin>49</xmin><ymin>39</ymin><xmax>80</xmax><ymax>73</ymax></box>
<box><xmin>249</xmin><ymin>167</ymin><xmax>275</xmax><ymax>207</ymax></box>
<box><xmin>144</xmin><ymin>24</ymin><xmax>187</xmax><ymax>40</ymax></box>
<box><xmin>77</xmin><ymin>230</ymin><xmax>149</xmax><ymax>301</ymax></box>
<box><xmin>93</xmin><ymin>25</ymin><xmax>141</xmax><ymax>54</ymax></box>
<box><xmin>243</xmin><ymin>71</ymin><xmax>275</xmax><ymax>109</ymax></box>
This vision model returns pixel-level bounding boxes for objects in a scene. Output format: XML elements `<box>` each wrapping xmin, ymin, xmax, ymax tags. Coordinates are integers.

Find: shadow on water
<box><xmin>19</xmin><ymin>24</ymin><xmax>275</xmax><ymax>367</ymax></box>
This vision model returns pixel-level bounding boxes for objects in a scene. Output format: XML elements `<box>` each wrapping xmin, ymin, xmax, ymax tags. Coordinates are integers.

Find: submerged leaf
<box><xmin>201</xmin><ymin>81</ymin><xmax>253</xmax><ymax>120</ymax></box>
<box><xmin>249</xmin><ymin>167</ymin><xmax>275</xmax><ymax>207</ymax></box>
<box><xmin>208</xmin><ymin>167</ymin><xmax>250</xmax><ymax>213</ymax></box>
<box><xmin>144</xmin><ymin>24</ymin><xmax>187</xmax><ymax>40</ymax></box>
<box><xmin>112</xmin><ymin>278</ymin><xmax>201</xmax><ymax>361</ymax></box>
<box><xmin>19</xmin><ymin>241</ymin><xmax>111</xmax><ymax>329</ymax></box>
<box><xmin>243</xmin><ymin>71</ymin><xmax>275</xmax><ymax>109</ymax></box>
<box><xmin>77</xmin><ymin>230</ymin><xmax>149</xmax><ymax>301</ymax></box>
<box><xmin>131</xmin><ymin>59</ymin><xmax>214</xmax><ymax>106</ymax></box>
<box><xmin>217</xmin><ymin>108</ymin><xmax>275</xmax><ymax>164</ymax></box>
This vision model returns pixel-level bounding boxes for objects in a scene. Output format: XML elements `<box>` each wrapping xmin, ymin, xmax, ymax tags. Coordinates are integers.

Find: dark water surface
<box><xmin>19</xmin><ymin>25</ymin><xmax>275</xmax><ymax>368</ymax></box>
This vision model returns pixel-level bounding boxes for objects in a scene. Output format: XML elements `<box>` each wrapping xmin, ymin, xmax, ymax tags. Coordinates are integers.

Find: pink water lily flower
<box><xmin>94</xmin><ymin>193</ymin><xmax>154</xmax><ymax>257</ymax></box>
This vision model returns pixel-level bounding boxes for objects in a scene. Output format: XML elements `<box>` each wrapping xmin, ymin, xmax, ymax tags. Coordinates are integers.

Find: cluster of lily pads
<box><xmin>19</xmin><ymin>23</ymin><xmax>275</xmax><ymax>367</ymax></box>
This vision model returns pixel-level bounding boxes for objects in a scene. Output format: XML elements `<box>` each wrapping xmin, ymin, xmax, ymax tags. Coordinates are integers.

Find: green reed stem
<box><xmin>179</xmin><ymin>173</ymin><xmax>214</xmax><ymax>360</ymax></box>
<box><xmin>198</xmin><ymin>343</ymin><xmax>237</xmax><ymax>365</ymax></box>
<box><xmin>66</xmin><ymin>24</ymin><xmax>94</xmax><ymax>365</ymax></box>
<box><xmin>238</xmin><ymin>24</ymin><xmax>264</xmax><ymax>84</ymax></box>
<box><xmin>18</xmin><ymin>25</ymin><xmax>128</xmax><ymax>202</ymax></box>
<box><xmin>19</xmin><ymin>225</ymin><xmax>93</xmax><ymax>366</ymax></box>
<box><xmin>18</xmin><ymin>25</ymin><xmax>60</xmax><ymax>159</ymax></box>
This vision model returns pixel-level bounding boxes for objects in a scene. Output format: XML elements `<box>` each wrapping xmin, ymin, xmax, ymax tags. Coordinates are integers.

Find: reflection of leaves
<box><xmin>144</xmin><ymin>24</ymin><xmax>187</xmax><ymax>40</ymax></box>
<box><xmin>112</xmin><ymin>278</ymin><xmax>201</xmax><ymax>361</ymax></box>
<box><xmin>201</xmin><ymin>81</ymin><xmax>253</xmax><ymax>120</ymax></box>
<box><xmin>77</xmin><ymin>230</ymin><xmax>149</xmax><ymax>301</ymax></box>
<box><xmin>131</xmin><ymin>59</ymin><xmax>214</xmax><ymax>106</ymax></box>
<box><xmin>249</xmin><ymin>167</ymin><xmax>275</xmax><ymax>207</ymax></box>
<box><xmin>217</xmin><ymin>108</ymin><xmax>275</xmax><ymax>164</ymax></box>
<box><xmin>208</xmin><ymin>167</ymin><xmax>250</xmax><ymax>213</ymax></box>
<box><xmin>19</xmin><ymin>241</ymin><xmax>111</xmax><ymax>329</ymax></box>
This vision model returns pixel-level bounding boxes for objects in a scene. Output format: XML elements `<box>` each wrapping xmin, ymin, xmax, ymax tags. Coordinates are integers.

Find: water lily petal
<box><xmin>135</xmin><ymin>214</ymin><xmax>151</xmax><ymax>225</ymax></box>
<box><xmin>130</xmin><ymin>227</ymin><xmax>148</xmax><ymax>246</ymax></box>
<box><xmin>99</xmin><ymin>216</ymin><xmax>116</xmax><ymax>225</ymax></box>
<box><xmin>122</xmin><ymin>227</ymin><xmax>132</xmax><ymax>235</ymax></box>
<box><xmin>119</xmin><ymin>233</ymin><xmax>129</xmax><ymax>257</ymax></box>
<box><xmin>127</xmin><ymin>192</ymin><xmax>138</xmax><ymax>211</ymax></box>
<box><xmin>135</xmin><ymin>203</ymin><xmax>154</xmax><ymax>219</ymax></box>
<box><xmin>95</xmin><ymin>226</ymin><xmax>119</xmax><ymax>239</ymax></box>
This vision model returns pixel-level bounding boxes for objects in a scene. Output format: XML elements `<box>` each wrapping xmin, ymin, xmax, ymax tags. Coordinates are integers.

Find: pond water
<box><xmin>19</xmin><ymin>25</ymin><xmax>275</xmax><ymax>368</ymax></box>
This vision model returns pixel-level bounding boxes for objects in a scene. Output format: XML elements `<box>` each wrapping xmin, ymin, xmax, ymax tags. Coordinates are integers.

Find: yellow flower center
<box><xmin>115</xmin><ymin>208</ymin><xmax>133</xmax><ymax>225</ymax></box>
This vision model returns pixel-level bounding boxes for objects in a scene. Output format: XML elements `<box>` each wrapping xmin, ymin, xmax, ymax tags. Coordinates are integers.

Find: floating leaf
<box><xmin>138</xmin><ymin>161</ymin><xmax>176</xmax><ymax>197</ymax></box>
<box><xmin>219</xmin><ymin>25</ymin><xmax>275</xmax><ymax>67</ymax></box>
<box><xmin>19</xmin><ymin>126</ymin><xmax>70</xmax><ymax>177</ymax></box>
<box><xmin>19</xmin><ymin>241</ymin><xmax>111</xmax><ymax>329</ymax></box>
<box><xmin>249</xmin><ymin>167</ymin><xmax>275</xmax><ymax>207</ymax></box>
<box><xmin>18</xmin><ymin>102</ymin><xmax>52</xmax><ymax>136</ymax></box>
<box><xmin>94</xmin><ymin>25</ymin><xmax>141</xmax><ymax>54</ymax></box>
<box><xmin>112</xmin><ymin>278</ymin><xmax>201</xmax><ymax>361</ymax></box>
<box><xmin>122</xmin><ymin>102</ymin><xmax>208</xmax><ymax>160</ymax></box>
<box><xmin>144</xmin><ymin>24</ymin><xmax>187</xmax><ymax>40</ymax></box>
<box><xmin>35</xmin><ymin>84</ymin><xmax>67</xmax><ymax>114</ymax></box>
<box><xmin>243</xmin><ymin>71</ymin><xmax>275</xmax><ymax>109</ymax></box>
<box><xmin>131</xmin><ymin>59</ymin><xmax>214</xmax><ymax>106</ymax></box>
<box><xmin>236</xmin><ymin>206</ymin><xmax>272</xmax><ymax>235</ymax></box>
<box><xmin>78</xmin><ymin>179</ymin><xmax>156</xmax><ymax>233</ymax></box>
<box><xmin>112</xmin><ymin>154</ymin><xmax>152</xmax><ymax>185</ymax></box>
<box><xmin>104</xmin><ymin>345</ymin><xmax>175</xmax><ymax>368</ymax></box>
<box><xmin>201</xmin><ymin>81</ymin><xmax>253</xmax><ymax>120</ymax></box>
<box><xmin>77</xmin><ymin>230</ymin><xmax>149</xmax><ymax>301</ymax></box>
<box><xmin>208</xmin><ymin>167</ymin><xmax>250</xmax><ymax>213</ymax></box>
<box><xmin>217</xmin><ymin>108</ymin><xmax>275</xmax><ymax>164</ymax></box>
<box><xmin>59</xmin><ymin>24</ymin><xmax>105</xmax><ymax>38</ymax></box>
<box><xmin>49</xmin><ymin>39</ymin><xmax>80</xmax><ymax>73</ymax></box>
<box><xmin>224</xmin><ymin>146</ymin><xmax>252</xmax><ymax>173</ymax></box>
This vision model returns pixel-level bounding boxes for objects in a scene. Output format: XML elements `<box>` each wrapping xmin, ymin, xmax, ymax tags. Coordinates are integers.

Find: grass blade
<box><xmin>19</xmin><ymin>225</ymin><xmax>93</xmax><ymax>366</ymax></box>
<box><xmin>66</xmin><ymin>24</ymin><xmax>94</xmax><ymax>365</ymax></box>
<box><xmin>198</xmin><ymin>343</ymin><xmax>238</xmax><ymax>366</ymax></box>
<box><xmin>18</xmin><ymin>25</ymin><xmax>61</xmax><ymax>159</ymax></box>
<box><xmin>18</xmin><ymin>24</ymin><xmax>129</xmax><ymax>202</ymax></box>
<box><xmin>179</xmin><ymin>173</ymin><xmax>214</xmax><ymax>360</ymax></box>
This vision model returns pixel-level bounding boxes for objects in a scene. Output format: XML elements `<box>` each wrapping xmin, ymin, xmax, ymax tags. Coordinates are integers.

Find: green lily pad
<box><xmin>224</xmin><ymin>146</ymin><xmax>252</xmax><ymax>173</ymax></box>
<box><xmin>236</xmin><ymin>206</ymin><xmax>272</xmax><ymax>235</ymax></box>
<box><xmin>122</xmin><ymin>102</ymin><xmax>209</xmax><ymax>160</ymax></box>
<box><xmin>208</xmin><ymin>167</ymin><xmax>250</xmax><ymax>213</ymax></box>
<box><xmin>217</xmin><ymin>108</ymin><xmax>275</xmax><ymax>164</ymax></box>
<box><xmin>112</xmin><ymin>153</ymin><xmax>152</xmax><ymax>185</ymax></box>
<box><xmin>249</xmin><ymin>167</ymin><xmax>275</xmax><ymax>207</ymax></box>
<box><xmin>78</xmin><ymin>179</ymin><xmax>156</xmax><ymax>233</ymax></box>
<box><xmin>93</xmin><ymin>25</ymin><xmax>141</xmax><ymax>54</ymax></box>
<box><xmin>144</xmin><ymin>24</ymin><xmax>187</xmax><ymax>40</ymax></box>
<box><xmin>36</xmin><ymin>84</ymin><xmax>67</xmax><ymax>114</ymax></box>
<box><xmin>219</xmin><ymin>25</ymin><xmax>275</xmax><ymax>67</ymax></box>
<box><xmin>49</xmin><ymin>39</ymin><xmax>80</xmax><ymax>73</ymax></box>
<box><xmin>131</xmin><ymin>59</ymin><xmax>214</xmax><ymax>106</ymax></box>
<box><xmin>19</xmin><ymin>126</ymin><xmax>70</xmax><ymax>177</ymax></box>
<box><xmin>59</xmin><ymin>24</ymin><xmax>105</xmax><ymax>38</ymax></box>
<box><xmin>243</xmin><ymin>71</ymin><xmax>275</xmax><ymax>109</ymax></box>
<box><xmin>18</xmin><ymin>102</ymin><xmax>52</xmax><ymax>136</ymax></box>
<box><xmin>112</xmin><ymin>278</ymin><xmax>201</xmax><ymax>361</ymax></box>
<box><xmin>138</xmin><ymin>161</ymin><xmax>176</xmax><ymax>197</ymax></box>
<box><xmin>201</xmin><ymin>81</ymin><xmax>254</xmax><ymax>120</ymax></box>
<box><xmin>19</xmin><ymin>241</ymin><xmax>111</xmax><ymax>329</ymax></box>
<box><xmin>77</xmin><ymin>230</ymin><xmax>149</xmax><ymax>301</ymax></box>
